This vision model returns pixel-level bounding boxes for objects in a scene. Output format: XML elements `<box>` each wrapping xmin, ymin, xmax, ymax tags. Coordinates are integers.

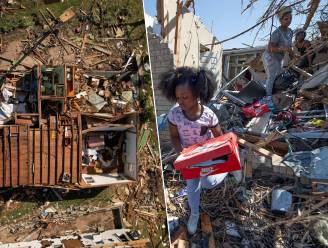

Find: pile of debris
<box><xmin>0</xmin><ymin>2</ymin><xmax>151</xmax><ymax>189</ymax></box>
<box><xmin>0</xmin><ymin>127</ymin><xmax>168</xmax><ymax>246</ymax></box>
<box><xmin>0</xmin><ymin>4</ymin><xmax>145</xmax><ymax>125</ymax></box>
<box><xmin>168</xmin><ymin>171</ymin><xmax>328</xmax><ymax>248</ymax></box>
<box><xmin>0</xmin><ymin>190</ymin><xmax>150</xmax><ymax>247</ymax></box>
<box><xmin>115</xmin><ymin>126</ymin><xmax>169</xmax><ymax>247</ymax></box>
<box><xmin>0</xmin><ymin>229</ymin><xmax>149</xmax><ymax>248</ymax></box>
<box><xmin>164</xmin><ymin>35</ymin><xmax>328</xmax><ymax>247</ymax></box>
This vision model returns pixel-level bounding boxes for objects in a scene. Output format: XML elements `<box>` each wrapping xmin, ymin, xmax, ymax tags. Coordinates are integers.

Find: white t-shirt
<box><xmin>167</xmin><ymin>105</ymin><xmax>219</xmax><ymax>148</ymax></box>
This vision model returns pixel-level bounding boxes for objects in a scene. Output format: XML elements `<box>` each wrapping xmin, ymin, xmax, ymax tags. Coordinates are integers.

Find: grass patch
<box><xmin>49</xmin><ymin>187</ymin><xmax>117</xmax><ymax>209</ymax></box>
<box><xmin>135</xmin><ymin>217</ymin><xmax>168</xmax><ymax>248</ymax></box>
<box><xmin>0</xmin><ymin>201</ymin><xmax>37</xmax><ymax>225</ymax></box>
<box><xmin>0</xmin><ymin>0</ymin><xmax>146</xmax><ymax>46</ymax></box>
<box><xmin>0</xmin><ymin>0</ymin><xmax>82</xmax><ymax>32</ymax></box>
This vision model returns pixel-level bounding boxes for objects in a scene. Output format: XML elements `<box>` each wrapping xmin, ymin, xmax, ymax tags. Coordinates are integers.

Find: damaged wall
<box><xmin>148</xmin><ymin>29</ymin><xmax>174</xmax><ymax>145</ymax></box>
<box><xmin>159</xmin><ymin>0</ymin><xmax>223</xmax><ymax>85</ymax></box>
<box><xmin>178</xmin><ymin>13</ymin><xmax>222</xmax><ymax>85</ymax></box>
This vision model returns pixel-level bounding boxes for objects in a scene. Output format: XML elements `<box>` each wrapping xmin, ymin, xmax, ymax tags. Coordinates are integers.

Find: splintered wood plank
<box><xmin>41</xmin><ymin>126</ymin><xmax>49</xmax><ymax>185</ymax></box>
<box><xmin>101</xmin><ymin>239</ymin><xmax>151</xmax><ymax>248</ymax></box>
<box><xmin>4</xmin><ymin>128</ymin><xmax>10</xmax><ymax>187</ymax></box>
<box><xmin>70</xmin><ymin>126</ymin><xmax>74</xmax><ymax>183</ymax></box>
<box><xmin>238</xmin><ymin>138</ymin><xmax>283</xmax><ymax>166</ymax></box>
<box><xmin>34</xmin><ymin>129</ymin><xmax>41</xmax><ymax>185</ymax></box>
<box><xmin>71</xmin><ymin>126</ymin><xmax>78</xmax><ymax>184</ymax></box>
<box><xmin>245</xmin><ymin>148</ymin><xmax>253</xmax><ymax>178</ymax></box>
<box><xmin>9</xmin><ymin>126</ymin><xmax>20</xmax><ymax>187</ymax></box>
<box><xmin>18</xmin><ymin>126</ymin><xmax>29</xmax><ymax>185</ymax></box>
<box><xmin>255</xmin><ymin>130</ymin><xmax>286</xmax><ymax>148</ymax></box>
<box><xmin>242</xmin><ymin>133</ymin><xmax>288</xmax><ymax>155</ymax></box>
<box><xmin>49</xmin><ymin>128</ymin><xmax>56</xmax><ymax>185</ymax></box>
<box><xmin>77</xmin><ymin>115</ymin><xmax>82</xmax><ymax>184</ymax></box>
<box><xmin>49</xmin><ymin>117</ymin><xmax>56</xmax><ymax>185</ymax></box>
<box><xmin>29</xmin><ymin>128</ymin><xmax>34</xmax><ymax>185</ymax></box>
<box><xmin>56</xmin><ymin>127</ymin><xmax>64</xmax><ymax>184</ymax></box>
<box><xmin>9</xmin><ymin>130</ymin><xmax>18</xmax><ymax>187</ymax></box>
<box><xmin>201</xmin><ymin>213</ymin><xmax>216</xmax><ymax>248</ymax></box>
<box><xmin>59</xmin><ymin>7</ymin><xmax>76</xmax><ymax>23</ymax></box>
<box><xmin>0</xmin><ymin>131</ymin><xmax>4</xmax><ymax>187</ymax></box>
<box><xmin>64</xmin><ymin>127</ymin><xmax>72</xmax><ymax>183</ymax></box>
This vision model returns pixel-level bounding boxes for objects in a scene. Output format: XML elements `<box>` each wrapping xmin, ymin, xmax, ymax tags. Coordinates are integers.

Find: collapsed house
<box><xmin>0</xmin><ymin>65</ymin><xmax>138</xmax><ymax>188</ymax></box>
<box><xmin>0</xmin><ymin>5</ymin><xmax>149</xmax><ymax>189</ymax></box>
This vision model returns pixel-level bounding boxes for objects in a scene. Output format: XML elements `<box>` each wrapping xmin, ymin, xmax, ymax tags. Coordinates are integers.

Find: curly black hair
<box><xmin>159</xmin><ymin>67</ymin><xmax>217</xmax><ymax>104</ymax></box>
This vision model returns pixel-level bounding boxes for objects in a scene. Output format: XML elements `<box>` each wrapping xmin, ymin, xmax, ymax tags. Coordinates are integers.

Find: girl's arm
<box><xmin>210</xmin><ymin>124</ymin><xmax>223</xmax><ymax>138</ymax></box>
<box><xmin>169</xmin><ymin>123</ymin><xmax>183</xmax><ymax>153</ymax></box>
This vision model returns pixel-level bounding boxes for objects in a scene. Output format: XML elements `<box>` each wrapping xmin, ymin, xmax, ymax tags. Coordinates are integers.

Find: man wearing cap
<box><xmin>262</xmin><ymin>6</ymin><xmax>295</xmax><ymax>96</ymax></box>
<box><xmin>294</xmin><ymin>28</ymin><xmax>315</xmax><ymax>70</ymax></box>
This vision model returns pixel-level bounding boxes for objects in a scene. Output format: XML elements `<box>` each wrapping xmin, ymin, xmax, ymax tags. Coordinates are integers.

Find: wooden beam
<box><xmin>255</xmin><ymin>130</ymin><xmax>286</xmax><ymax>148</ymax></box>
<box><xmin>245</xmin><ymin>148</ymin><xmax>253</xmax><ymax>178</ymax></box>
<box><xmin>201</xmin><ymin>213</ymin><xmax>215</xmax><ymax>248</ymax></box>
<box><xmin>77</xmin><ymin>114</ymin><xmax>82</xmax><ymax>184</ymax></box>
<box><xmin>96</xmin><ymin>239</ymin><xmax>150</xmax><ymax>248</ymax></box>
<box><xmin>174</xmin><ymin>0</ymin><xmax>183</xmax><ymax>63</ymax></box>
<box><xmin>171</xmin><ymin>225</ymin><xmax>187</xmax><ymax>245</ymax></box>
<box><xmin>303</xmin><ymin>0</ymin><xmax>320</xmax><ymax>30</ymax></box>
<box><xmin>59</xmin><ymin>7</ymin><xmax>76</xmax><ymax>23</ymax></box>
<box><xmin>241</xmin><ymin>133</ymin><xmax>288</xmax><ymax>154</ymax></box>
<box><xmin>237</xmin><ymin>138</ymin><xmax>283</xmax><ymax>166</ymax></box>
<box><xmin>291</xmin><ymin>65</ymin><xmax>312</xmax><ymax>78</ymax></box>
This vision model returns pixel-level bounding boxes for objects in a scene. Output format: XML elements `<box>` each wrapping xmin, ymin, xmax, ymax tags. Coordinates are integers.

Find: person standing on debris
<box><xmin>160</xmin><ymin>67</ymin><xmax>232</xmax><ymax>234</ymax></box>
<box><xmin>294</xmin><ymin>28</ymin><xmax>315</xmax><ymax>71</ymax></box>
<box><xmin>262</xmin><ymin>6</ymin><xmax>294</xmax><ymax>96</ymax></box>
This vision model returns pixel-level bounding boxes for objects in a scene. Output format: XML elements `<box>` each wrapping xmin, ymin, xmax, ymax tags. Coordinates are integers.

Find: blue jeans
<box><xmin>186</xmin><ymin>173</ymin><xmax>228</xmax><ymax>215</ymax></box>
<box><xmin>262</xmin><ymin>51</ymin><xmax>283</xmax><ymax>96</ymax></box>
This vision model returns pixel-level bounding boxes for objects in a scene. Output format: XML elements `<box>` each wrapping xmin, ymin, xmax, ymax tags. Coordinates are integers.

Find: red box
<box><xmin>242</xmin><ymin>101</ymin><xmax>269</xmax><ymax>118</ymax></box>
<box><xmin>174</xmin><ymin>132</ymin><xmax>241</xmax><ymax>180</ymax></box>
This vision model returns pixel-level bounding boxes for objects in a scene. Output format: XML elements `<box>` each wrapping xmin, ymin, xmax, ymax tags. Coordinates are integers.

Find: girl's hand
<box><xmin>169</xmin><ymin>123</ymin><xmax>183</xmax><ymax>154</ymax></box>
<box><xmin>210</xmin><ymin>124</ymin><xmax>223</xmax><ymax>138</ymax></box>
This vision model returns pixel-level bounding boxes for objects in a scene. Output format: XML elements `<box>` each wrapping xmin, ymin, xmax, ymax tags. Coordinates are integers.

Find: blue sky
<box><xmin>143</xmin><ymin>0</ymin><xmax>308</xmax><ymax>49</ymax></box>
